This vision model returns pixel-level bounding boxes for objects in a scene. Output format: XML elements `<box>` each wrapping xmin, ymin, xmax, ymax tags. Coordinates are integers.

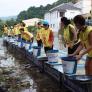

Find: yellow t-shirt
<box><xmin>22</xmin><ymin>31</ymin><xmax>33</xmax><ymax>41</ymax></box>
<box><xmin>79</xmin><ymin>26</ymin><xmax>92</xmax><ymax>57</ymax></box>
<box><xmin>3</xmin><ymin>27</ymin><xmax>8</xmax><ymax>34</ymax></box>
<box><xmin>36</xmin><ymin>28</ymin><xmax>43</xmax><ymax>40</ymax></box>
<box><xmin>41</xmin><ymin>28</ymin><xmax>53</xmax><ymax>47</ymax></box>
<box><xmin>63</xmin><ymin>24</ymin><xmax>75</xmax><ymax>43</ymax></box>
<box><xmin>24</xmin><ymin>27</ymin><xmax>28</xmax><ymax>32</ymax></box>
<box><xmin>13</xmin><ymin>27</ymin><xmax>20</xmax><ymax>35</ymax></box>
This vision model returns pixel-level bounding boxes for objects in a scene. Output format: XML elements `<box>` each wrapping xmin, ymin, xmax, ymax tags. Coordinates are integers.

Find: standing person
<box><xmin>3</xmin><ymin>24</ymin><xmax>9</xmax><ymax>36</ymax></box>
<box><xmin>69</xmin><ymin>15</ymin><xmax>92</xmax><ymax>75</ymax></box>
<box><xmin>41</xmin><ymin>21</ymin><xmax>54</xmax><ymax>53</ymax></box>
<box><xmin>61</xmin><ymin>17</ymin><xmax>79</xmax><ymax>54</ymax></box>
<box><xmin>13</xmin><ymin>24</ymin><xmax>20</xmax><ymax>37</ymax></box>
<box><xmin>36</xmin><ymin>22</ymin><xmax>43</xmax><ymax>47</ymax></box>
<box><xmin>8</xmin><ymin>26</ymin><xmax>14</xmax><ymax>37</ymax></box>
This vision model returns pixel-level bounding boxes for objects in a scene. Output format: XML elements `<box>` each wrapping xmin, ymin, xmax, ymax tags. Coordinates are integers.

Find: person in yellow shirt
<box><xmin>20</xmin><ymin>28</ymin><xmax>33</xmax><ymax>42</ymax></box>
<box><xmin>3</xmin><ymin>24</ymin><xmax>9</xmax><ymax>36</ymax></box>
<box><xmin>13</xmin><ymin>24</ymin><xmax>20</xmax><ymax>37</ymax></box>
<box><xmin>61</xmin><ymin>17</ymin><xmax>79</xmax><ymax>54</ymax></box>
<box><xmin>41</xmin><ymin>21</ymin><xmax>54</xmax><ymax>53</ymax></box>
<box><xmin>36</xmin><ymin>22</ymin><xmax>43</xmax><ymax>47</ymax></box>
<box><xmin>20</xmin><ymin>22</ymin><xmax>28</xmax><ymax>32</ymax></box>
<box><xmin>69</xmin><ymin>15</ymin><xmax>92</xmax><ymax>75</ymax></box>
<box><xmin>8</xmin><ymin>26</ymin><xmax>14</xmax><ymax>37</ymax></box>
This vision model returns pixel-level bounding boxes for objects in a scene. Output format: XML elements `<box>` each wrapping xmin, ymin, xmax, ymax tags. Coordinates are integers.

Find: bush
<box><xmin>0</xmin><ymin>30</ymin><xmax>3</xmax><ymax>37</ymax></box>
<box><xmin>27</xmin><ymin>26</ymin><xmax>37</xmax><ymax>37</ymax></box>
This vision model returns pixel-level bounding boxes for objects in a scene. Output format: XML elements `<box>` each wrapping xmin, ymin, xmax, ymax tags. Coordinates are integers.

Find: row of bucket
<box><xmin>3</xmin><ymin>36</ymin><xmax>78</xmax><ymax>75</ymax></box>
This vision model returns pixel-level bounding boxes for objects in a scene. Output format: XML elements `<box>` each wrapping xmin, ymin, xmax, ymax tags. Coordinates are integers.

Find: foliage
<box><xmin>17</xmin><ymin>11</ymin><xmax>28</xmax><ymax>22</ymax></box>
<box><xmin>0</xmin><ymin>19</ymin><xmax>5</xmax><ymax>37</ymax></box>
<box><xmin>16</xmin><ymin>0</ymin><xmax>75</xmax><ymax>21</ymax></box>
<box><xmin>6</xmin><ymin>18</ymin><xmax>17</xmax><ymax>27</ymax></box>
<box><xmin>0</xmin><ymin>18</ymin><xmax>17</xmax><ymax>37</ymax></box>
<box><xmin>27</xmin><ymin>26</ymin><xmax>37</xmax><ymax>36</ymax></box>
<box><xmin>0</xmin><ymin>0</ymin><xmax>77</xmax><ymax>37</ymax></box>
<box><xmin>53</xmin><ymin>0</ymin><xmax>76</xmax><ymax>6</ymax></box>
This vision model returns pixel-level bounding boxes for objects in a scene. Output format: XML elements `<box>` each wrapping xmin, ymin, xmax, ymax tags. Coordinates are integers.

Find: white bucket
<box><xmin>6</xmin><ymin>37</ymin><xmax>10</xmax><ymax>42</ymax></box>
<box><xmin>18</xmin><ymin>42</ymin><xmax>22</xmax><ymax>47</ymax></box>
<box><xmin>10</xmin><ymin>38</ymin><xmax>14</xmax><ymax>43</ymax></box>
<box><xmin>33</xmin><ymin>46</ymin><xmax>41</xmax><ymax>56</ymax></box>
<box><xmin>25</xmin><ymin>43</ymin><xmax>30</xmax><ymax>50</ymax></box>
<box><xmin>33</xmin><ymin>49</ymin><xmax>38</xmax><ymax>56</ymax></box>
<box><xmin>23</xmin><ymin>42</ymin><xmax>26</xmax><ymax>47</ymax></box>
<box><xmin>15</xmin><ymin>40</ymin><xmax>18</xmax><ymax>45</ymax></box>
<box><xmin>3</xmin><ymin>36</ymin><xmax>7</xmax><ymax>40</ymax></box>
<box><xmin>47</xmin><ymin>50</ymin><xmax>59</xmax><ymax>62</ymax></box>
<box><xmin>61</xmin><ymin>57</ymin><xmax>77</xmax><ymax>74</ymax></box>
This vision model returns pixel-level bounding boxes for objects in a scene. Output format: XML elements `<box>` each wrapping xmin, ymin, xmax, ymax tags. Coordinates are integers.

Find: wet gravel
<box><xmin>0</xmin><ymin>39</ymin><xmax>63</xmax><ymax>92</ymax></box>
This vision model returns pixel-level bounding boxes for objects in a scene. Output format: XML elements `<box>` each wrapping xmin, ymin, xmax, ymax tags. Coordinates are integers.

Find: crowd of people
<box><xmin>59</xmin><ymin>15</ymin><xmax>92</xmax><ymax>75</ymax></box>
<box><xmin>3</xmin><ymin>15</ymin><xmax>92</xmax><ymax>75</ymax></box>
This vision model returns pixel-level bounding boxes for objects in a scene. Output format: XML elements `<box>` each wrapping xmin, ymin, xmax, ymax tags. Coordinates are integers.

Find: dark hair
<box><xmin>14</xmin><ymin>23</ymin><xmax>17</xmax><ymax>26</ymax></box>
<box><xmin>37</xmin><ymin>22</ymin><xmax>41</xmax><ymax>25</ymax></box>
<box><xmin>20</xmin><ymin>28</ymin><xmax>24</xmax><ymax>32</ymax></box>
<box><xmin>61</xmin><ymin>17</ymin><xmax>71</xmax><ymax>26</ymax></box>
<box><xmin>21</xmin><ymin>22</ymin><xmax>26</xmax><ymax>27</ymax></box>
<box><xmin>4</xmin><ymin>24</ymin><xmax>8</xmax><ymax>27</ymax></box>
<box><xmin>73</xmin><ymin>15</ymin><xmax>85</xmax><ymax>26</ymax></box>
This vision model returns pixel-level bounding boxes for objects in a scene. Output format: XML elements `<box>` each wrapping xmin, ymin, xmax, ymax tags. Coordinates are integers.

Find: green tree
<box><xmin>17</xmin><ymin>11</ymin><xmax>28</xmax><ymax>22</ymax></box>
<box><xmin>0</xmin><ymin>19</ymin><xmax>4</xmax><ymax>36</ymax></box>
<box><xmin>6</xmin><ymin>18</ymin><xmax>17</xmax><ymax>27</ymax></box>
<box><xmin>16</xmin><ymin>0</ymin><xmax>76</xmax><ymax>21</ymax></box>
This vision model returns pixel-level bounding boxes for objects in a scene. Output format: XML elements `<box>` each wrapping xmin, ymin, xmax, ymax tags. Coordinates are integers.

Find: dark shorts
<box><xmin>37</xmin><ymin>40</ymin><xmax>43</xmax><ymax>47</ymax></box>
<box><xmin>68</xmin><ymin>42</ymin><xmax>80</xmax><ymax>54</ymax></box>
<box><xmin>8</xmin><ymin>35</ymin><xmax>12</xmax><ymax>37</ymax></box>
<box><xmin>44</xmin><ymin>46</ymin><xmax>53</xmax><ymax>53</ymax></box>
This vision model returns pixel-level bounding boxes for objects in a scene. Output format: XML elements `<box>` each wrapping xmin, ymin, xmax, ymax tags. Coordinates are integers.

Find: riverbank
<box><xmin>0</xmin><ymin>38</ymin><xmax>62</xmax><ymax>92</ymax></box>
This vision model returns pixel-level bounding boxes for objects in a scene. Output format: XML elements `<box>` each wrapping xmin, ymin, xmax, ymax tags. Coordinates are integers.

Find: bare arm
<box><xmin>68</xmin><ymin>42</ymin><xmax>83</xmax><ymax>56</ymax></box>
<box><xmin>69</xmin><ymin>26</ymin><xmax>77</xmax><ymax>41</ymax></box>
<box><xmin>73</xmin><ymin>42</ymin><xmax>83</xmax><ymax>55</ymax></box>
<box><xmin>80</xmin><ymin>31</ymin><xmax>92</xmax><ymax>56</ymax></box>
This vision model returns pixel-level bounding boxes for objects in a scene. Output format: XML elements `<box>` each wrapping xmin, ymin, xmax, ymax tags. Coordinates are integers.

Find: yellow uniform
<box><xmin>36</xmin><ymin>28</ymin><xmax>43</xmax><ymax>41</ymax></box>
<box><xmin>24</xmin><ymin>27</ymin><xmax>28</xmax><ymax>32</ymax></box>
<box><xmin>79</xmin><ymin>26</ymin><xmax>92</xmax><ymax>57</ymax></box>
<box><xmin>20</xmin><ymin>27</ymin><xmax>28</xmax><ymax>32</ymax></box>
<box><xmin>3</xmin><ymin>27</ymin><xmax>8</xmax><ymax>35</ymax></box>
<box><xmin>21</xmin><ymin>31</ymin><xmax>33</xmax><ymax>42</ymax></box>
<box><xmin>8</xmin><ymin>29</ymin><xmax>13</xmax><ymax>36</ymax></box>
<box><xmin>63</xmin><ymin>24</ymin><xmax>75</xmax><ymax>43</ymax></box>
<box><xmin>41</xmin><ymin>28</ymin><xmax>54</xmax><ymax>47</ymax></box>
<box><xmin>13</xmin><ymin>27</ymin><xmax>20</xmax><ymax>36</ymax></box>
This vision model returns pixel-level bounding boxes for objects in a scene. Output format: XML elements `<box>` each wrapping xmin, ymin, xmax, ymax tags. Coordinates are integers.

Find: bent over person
<box><xmin>20</xmin><ymin>28</ymin><xmax>33</xmax><ymax>43</ymax></box>
<box><xmin>69</xmin><ymin>15</ymin><xmax>92</xmax><ymax>75</ymax></box>
<box><xmin>61</xmin><ymin>17</ymin><xmax>79</xmax><ymax>54</ymax></box>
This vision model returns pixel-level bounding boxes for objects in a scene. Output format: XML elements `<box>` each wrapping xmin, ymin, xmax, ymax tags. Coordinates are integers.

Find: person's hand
<box><xmin>75</xmin><ymin>54</ymin><xmax>82</xmax><ymax>60</ymax></box>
